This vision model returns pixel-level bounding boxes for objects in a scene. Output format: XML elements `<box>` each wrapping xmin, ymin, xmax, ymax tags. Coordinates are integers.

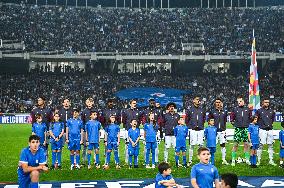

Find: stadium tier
<box><xmin>0</xmin><ymin>4</ymin><xmax>283</xmax><ymax>54</ymax></box>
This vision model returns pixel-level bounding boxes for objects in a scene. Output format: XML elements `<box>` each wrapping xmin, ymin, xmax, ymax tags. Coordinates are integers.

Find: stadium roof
<box><xmin>1</xmin><ymin>0</ymin><xmax>284</xmax><ymax>8</ymax></box>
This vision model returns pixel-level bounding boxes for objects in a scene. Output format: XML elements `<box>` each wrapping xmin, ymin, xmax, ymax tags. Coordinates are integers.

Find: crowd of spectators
<box><xmin>0</xmin><ymin>66</ymin><xmax>283</xmax><ymax>113</ymax></box>
<box><xmin>0</xmin><ymin>4</ymin><xmax>283</xmax><ymax>54</ymax></box>
<box><xmin>0</xmin><ymin>3</ymin><xmax>283</xmax><ymax>114</ymax></box>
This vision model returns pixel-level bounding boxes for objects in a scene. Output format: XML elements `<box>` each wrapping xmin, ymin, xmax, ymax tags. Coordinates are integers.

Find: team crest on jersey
<box><xmin>150</xmin><ymin>93</ymin><xmax>165</xmax><ymax>97</ymax></box>
<box><xmin>211</xmin><ymin>168</ymin><xmax>214</xmax><ymax>173</ymax></box>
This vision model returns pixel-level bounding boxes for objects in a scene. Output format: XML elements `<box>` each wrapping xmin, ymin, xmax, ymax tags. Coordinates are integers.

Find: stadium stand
<box><xmin>0</xmin><ymin>4</ymin><xmax>283</xmax><ymax>54</ymax></box>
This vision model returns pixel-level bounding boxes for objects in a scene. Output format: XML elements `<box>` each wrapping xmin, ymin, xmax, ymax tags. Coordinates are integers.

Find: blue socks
<box><xmin>106</xmin><ymin>151</ymin><xmax>111</xmax><ymax>164</ymax></box>
<box><xmin>87</xmin><ymin>153</ymin><xmax>91</xmax><ymax>165</ymax></box>
<box><xmin>183</xmin><ymin>155</ymin><xmax>186</xmax><ymax>166</ymax></box>
<box><xmin>70</xmin><ymin>154</ymin><xmax>74</xmax><ymax>165</ymax></box>
<box><xmin>57</xmin><ymin>152</ymin><xmax>62</xmax><ymax>165</ymax></box>
<box><xmin>175</xmin><ymin>155</ymin><xmax>179</xmax><ymax>165</ymax></box>
<box><xmin>146</xmin><ymin>149</ymin><xmax>150</xmax><ymax>165</ymax></box>
<box><xmin>114</xmin><ymin>150</ymin><xmax>120</xmax><ymax>164</ymax></box>
<box><xmin>52</xmin><ymin>152</ymin><xmax>56</xmax><ymax>165</ymax></box>
<box><xmin>129</xmin><ymin>155</ymin><xmax>133</xmax><ymax>166</ymax></box>
<box><xmin>76</xmin><ymin>154</ymin><xmax>80</xmax><ymax>165</ymax></box>
<box><xmin>134</xmin><ymin>155</ymin><xmax>138</xmax><ymax>166</ymax></box>
<box><xmin>30</xmin><ymin>182</ymin><xmax>38</xmax><ymax>188</ymax></box>
<box><xmin>96</xmin><ymin>153</ymin><xmax>100</xmax><ymax>165</ymax></box>
<box><xmin>152</xmin><ymin>150</ymin><xmax>155</xmax><ymax>165</ymax></box>
<box><xmin>250</xmin><ymin>154</ymin><xmax>257</xmax><ymax>165</ymax></box>
<box><xmin>210</xmin><ymin>152</ymin><xmax>215</xmax><ymax>165</ymax></box>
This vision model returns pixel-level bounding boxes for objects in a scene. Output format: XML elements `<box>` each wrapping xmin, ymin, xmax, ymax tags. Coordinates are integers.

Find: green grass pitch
<box><xmin>0</xmin><ymin>123</ymin><xmax>283</xmax><ymax>183</ymax></box>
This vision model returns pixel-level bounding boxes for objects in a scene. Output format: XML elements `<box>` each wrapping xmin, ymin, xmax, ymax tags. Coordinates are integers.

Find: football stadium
<box><xmin>0</xmin><ymin>0</ymin><xmax>284</xmax><ymax>187</ymax></box>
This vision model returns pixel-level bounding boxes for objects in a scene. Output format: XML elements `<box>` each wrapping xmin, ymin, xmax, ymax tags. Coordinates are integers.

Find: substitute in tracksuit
<box><xmin>122</xmin><ymin>99</ymin><xmax>143</xmax><ymax>163</ymax></box>
<box><xmin>99</xmin><ymin>98</ymin><xmax>121</xmax><ymax>164</ymax></box>
<box><xmin>141</xmin><ymin>99</ymin><xmax>162</xmax><ymax>164</ymax></box>
<box><xmin>100</xmin><ymin>98</ymin><xmax>121</xmax><ymax>128</ymax></box>
<box><xmin>161</xmin><ymin>102</ymin><xmax>180</xmax><ymax>163</ymax></box>
<box><xmin>81</xmin><ymin>98</ymin><xmax>98</xmax><ymax>164</ymax></box>
<box><xmin>56</xmin><ymin>98</ymin><xmax>73</xmax><ymax>146</ymax></box>
<box><xmin>230</xmin><ymin>96</ymin><xmax>252</xmax><ymax>166</ymax></box>
<box><xmin>185</xmin><ymin>96</ymin><xmax>206</xmax><ymax>165</ymax></box>
<box><xmin>255</xmin><ymin>98</ymin><xmax>276</xmax><ymax>166</ymax></box>
<box><xmin>208</xmin><ymin>98</ymin><xmax>229</xmax><ymax>165</ymax></box>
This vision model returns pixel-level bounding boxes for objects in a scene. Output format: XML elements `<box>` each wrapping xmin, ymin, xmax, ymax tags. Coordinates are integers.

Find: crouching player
<box><xmin>66</xmin><ymin>108</ymin><xmax>84</xmax><ymax>170</ymax></box>
<box><xmin>86</xmin><ymin>111</ymin><xmax>102</xmax><ymax>169</ymax></box>
<box><xmin>128</xmin><ymin>119</ymin><xmax>140</xmax><ymax>168</ymax></box>
<box><xmin>104</xmin><ymin>115</ymin><xmax>121</xmax><ymax>169</ymax></box>
<box><xmin>174</xmin><ymin>117</ymin><xmax>188</xmax><ymax>168</ymax></box>
<box><xmin>18</xmin><ymin>135</ymin><xmax>48</xmax><ymax>188</ymax></box>
<box><xmin>155</xmin><ymin>162</ymin><xmax>181</xmax><ymax>188</ymax></box>
<box><xmin>49</xmin><ymin>113</ymin><xmax>64</xmax><ymax>169</ymax></box>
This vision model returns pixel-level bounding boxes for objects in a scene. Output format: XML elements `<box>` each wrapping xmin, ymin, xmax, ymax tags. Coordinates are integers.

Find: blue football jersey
<box><xmin>105</xmin><ymin>123</ymin><xmax>120</xmax><ymax>143</ymax></box>
<box><xmin>86</xmin><ymin>120</ymin><xmax>101</xmax><ymax>143</ymax></box>
<box><xmin>144</xmin><ymin>123</ymin><xmax>158</xmax><ymax>142</ymax></box>
<box><xmin>174</xmin><ymin>125</ymin><xmax>188</xmax><ymax>147</ymax></box>
<box><xmin>155</xmin><ymin>173</ymin><xmax>173</xmax><ymax>188</ymax></box>
<box><xmin>66</xmin><ymin>118</ymin><xmax>83</xmax><ymax>140</ymax></box>
<box><xmin>32</xmin><ymin>122</ymin><xmax>47</xmax><ymax>144</ymax></box>
<box><xmin>49</xmin><ymin>122</ymin><xmax>64</xmax><ymax>138</ymax></box>
<box><xmin>204</xmin><ymin>126</ymin><xmax>217</xmax><ymax>147</ymax></box>
<box><xmin>191</xmin><ymin>163</ymin><xmax>219</xmax><ymax>188</ymax></box>
<box><xmin>18</xmin><ymin>147</ymin><xmax>46</xmax><ymax>178</ymax></box>
<box><xmin>128</xmin><ymin>128</ymin><xmax>140</xmax><ymax>144</ymax></box>
<box><xmin>248</xmin><ymin>124</ymin><xmax>260</xmax><ymax>144</ymax></box>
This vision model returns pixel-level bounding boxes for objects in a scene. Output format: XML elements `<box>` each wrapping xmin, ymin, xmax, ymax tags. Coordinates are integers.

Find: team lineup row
<box><xmin>18</xmin><ymin>95</ymin><xmax>283</xmax><ymax>188</ymax></box>
<box><xmin>28</xmin><ymin>95</ymin><xmax>284</xmax><ymax>170</ymax></box>
<box><xmin>30</xmin><ymin>109</ymin><xmax>284</xmax><ymax>170</ymax></box>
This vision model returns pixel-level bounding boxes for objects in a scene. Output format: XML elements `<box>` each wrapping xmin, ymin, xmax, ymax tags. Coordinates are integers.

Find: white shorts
<box><xmin>190</xmin><ymin>130</ymin><xmax>204</xmax><ymax>146</ymax></box>
<box><xmin>165</xmin><ymin>136</ymin><xmax>176</xmax><ymax>149</ymax></box>
<box><xmin>82</xmin><ymin>131</ymin><xmax>87</xmax><ymax>145</ymax></box>
<box><xmin>216</xmin><ymin>131</ymin><xmax>226</xmax><ymax>145</ymax></box>
<box><xmin>259</xmin><ymin>129</ymin><xmax>274</xmax><ymax>145</ymax></box>
<box><xmin>124</xmin><ymin>130</ymin><xmax>129</xmax><ymax>143</ymax></box>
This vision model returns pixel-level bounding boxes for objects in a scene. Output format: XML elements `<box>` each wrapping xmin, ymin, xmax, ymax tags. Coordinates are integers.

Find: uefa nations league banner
<box><xmin>115</xmin><ymin>87</ymin><xmax>191</xmax><ymax>109</ymax></box>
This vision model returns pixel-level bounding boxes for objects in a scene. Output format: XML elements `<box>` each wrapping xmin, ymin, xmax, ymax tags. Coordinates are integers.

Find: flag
<box><xmin>249</xmin><ymin>29</ymin><xmax>261</xmax><ymax>114</ymax></box>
